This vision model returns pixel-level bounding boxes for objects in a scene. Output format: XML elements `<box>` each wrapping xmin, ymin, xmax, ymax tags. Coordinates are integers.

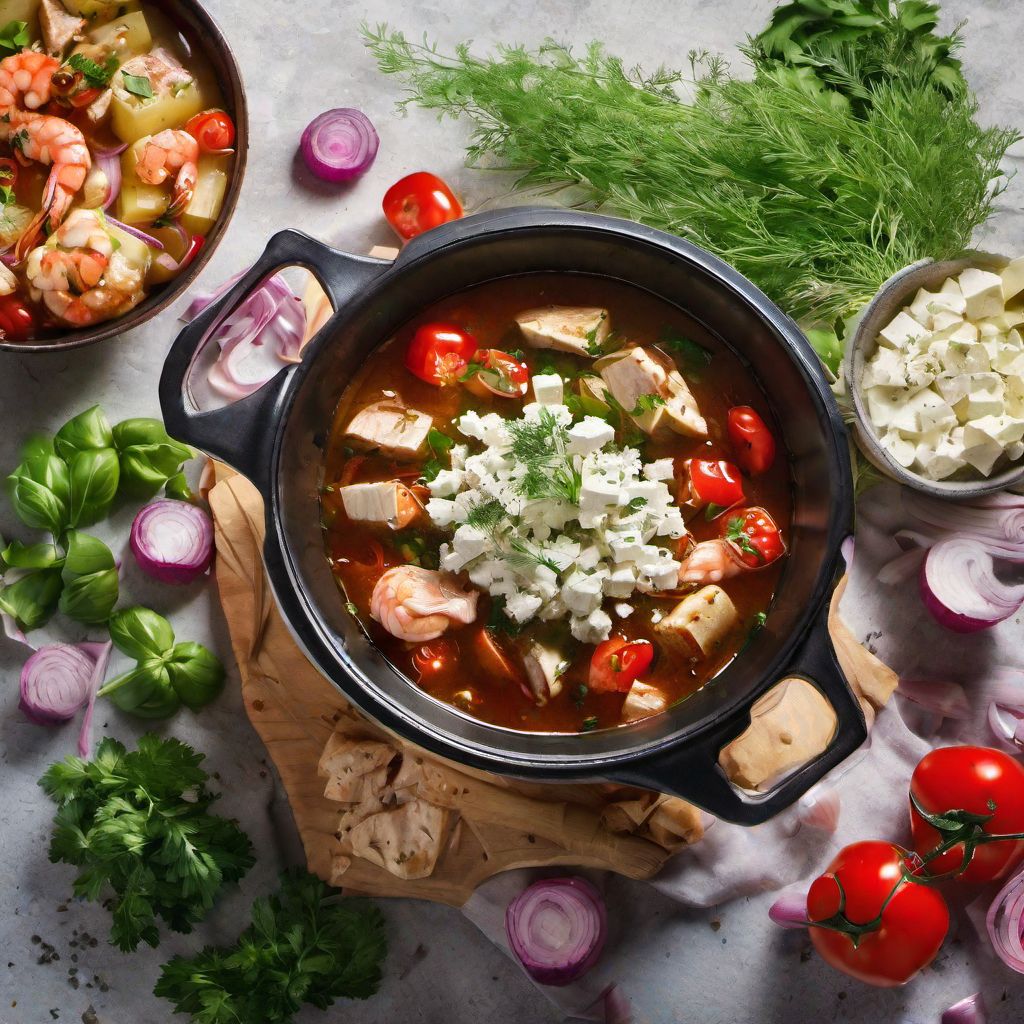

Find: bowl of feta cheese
<box><xmin>846</xmin><ymin>254</ymin><xmax>1024</xmax><ymax>497</ymax></box>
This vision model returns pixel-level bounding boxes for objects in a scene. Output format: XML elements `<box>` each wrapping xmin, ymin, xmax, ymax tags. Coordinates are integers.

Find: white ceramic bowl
<box><xmin>844</xmin><ymin>253</ymin><xmax>1024</xmax><ymax>499</ymax></box>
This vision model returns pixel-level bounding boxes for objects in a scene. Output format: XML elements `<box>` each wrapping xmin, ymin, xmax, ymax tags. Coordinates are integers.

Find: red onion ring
<box><xmin>104</xmin><ymin>214</ymin><xmax>164</xmax><ymax>250</ymax></box>
<box><xmin>987</xmin><ymin>866</ymin><xmax>1024</xmax><ymax>974</ymax></box>
<box><xmin>942</xmin><ymin>993</ymin><xmax>987</xmax><ymax>1024</ymax></box>
<box><xmin>300</xmin><ymin>108</ymin><xmax>379</xmax><ymax>183</ymax></box>
<box><xmin>93</xmin><ymin>151</ymin><xmax>122</xmax><ymax>211</ymax></box>
<box><xmin>130</xmin><ymin>499</ymin><xmax>214</xmax><ymax>585</ymax></box>
<box><xmin>920</xmin><ymin>538</ymin><xmax>1024</xmax><ymax>632</ymax></box>
<box><xmin>905</xmin><ymin>492</ymin><xmax>1024</xmax><ymax>563</ymax></box>
<box><xmin>505</xmin><ymin>876</ymin><xmax>607</xmax><ymax>986</ymax></box>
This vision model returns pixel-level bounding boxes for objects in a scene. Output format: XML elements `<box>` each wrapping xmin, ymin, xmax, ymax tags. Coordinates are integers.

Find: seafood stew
<box><xmin>322</xmin><ymin>275</ymin><xmax>793</xmax><ymax>733</ymax></box>
<box><xmin>0</xmin><ymin>0</ymin><xmax>236</xmax><ymax>341</ymax></box>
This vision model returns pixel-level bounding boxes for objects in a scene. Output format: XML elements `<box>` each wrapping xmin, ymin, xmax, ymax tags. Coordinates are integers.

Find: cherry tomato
<box><xmin>727</xmin><ymin>406</ymin><xmax>776</xmax><ymax>475</ymax></box>
<box><xmin>807</xmin><ymin>841</ymin><xmax>949</xmax><ymax>987</ymax></box>
<box><xmin>412</xmin><ymin>638</ymin><xmax>459</xmax><ymax>682</ymax></box>
<box><xmin>685</xmin><ymin>459</ymin><xmax>745</xmax><ymax>516</ymax></box>
<box><xmin>383</xmin><ymin>171</ymin><xmax>462</xmax><ymax>241</ymax></box>
<box><xmin>589</xmin><ymin>637</ymin><xmax>655</xmax><ymax>693</ymax></box>
<box><xmin>0</xmin><ymin>294</ymin><xmax>36</xmax><ymax>341</ymax></box>
<box><xmin>405</xmin><ymin>322</ymin><xmax>478</xmax><ymax>386</ymax></box>
<box><xmin>463</xmin><ymin>348</ymin><xmax>529</xmax><ymax>399</ymax></box>
<box><xmin>720</xmin><ymin>507</ymin><xmax>785</xmax><ymax>568</ymax></box>
<box><xmin>185</xmin><ymin>109</ymin><xmax>236</xmax><ymax>152</ymax></box>
<box><xmin>0</xmin><ymin>157</ymin><xmax>18</xmax><ymax>189</ymax></box>
<box><xmin>910</xmin><ymin>745</ymin><xmax>1024</xmax><ymax>883</ymax></box>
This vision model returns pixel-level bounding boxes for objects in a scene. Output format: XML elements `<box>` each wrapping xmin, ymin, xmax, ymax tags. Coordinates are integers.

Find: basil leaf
<box><xmin>0</xmin><ymin>568</ymin><xmax>63</xmax><ymax>630</ymax></box>
<box><xmin>113</xmin><ymin>418</ymin><xmax>194</xmax><ymax>498</ymax></box>
<box><xmin>20</xmin><ymin>434</ymin><xmax>56</xmax><ymax>461</ymax></box>
<box><xmin>163</xmin><ymin>472</ymin><xmax>195</xmax><ymax>503</ymax></box>
<box><xmin>67</xmin><ymin>448</ymin><xmax>120</xmax><ymax>527</ymax></box>
<box><xmin>55</xmin><ymin>406</ymin><xmax>114</xmax><ymax>458</ymax></box>
<box><xmin>63</xmin><ymin>530</ymin><xmax>115</xmax><ymax>576</ymax></box>
<box><xmin>121</xmin><ymin>72</ymin><xmax>154</xmax><ymax>98</ymax></box>
<box><xmin>0</xmin><ymin>20</ymin><xmax>29</xmax><ymax>56</ymax></box>
<box><xmin>109</xmin><ymin>606</ymin><xmax>175</xmax><ymax>661</ymax></box>
<box><xmin>105</xmin><ymin>663</ymin><xmax>181</xmax><ymax>719</ymax></box>
<box><xmin>1</xmin><ymin>539</ymin><xmax>63</xmax><ymax>569</ymax></box>
<box><xmin>7</xmin><ymin>455</ymin><xmax>72</xmax><ymax>534</ymax></box>
<box><xmin>165</xmin><ymin>642</ymin><xmax>225</xmax><ymax>711</ymax></box>
<box><xmin>59</xmin><ymin>568</ymin><xmax>119</xmax><ymax>625</ymax></box>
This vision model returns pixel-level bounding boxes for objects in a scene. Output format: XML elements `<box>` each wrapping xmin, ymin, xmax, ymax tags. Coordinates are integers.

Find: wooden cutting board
<box><xmin>208</xmin><ymin>463</ymin><xmax>896</xmax><ymax>906</ymax></box>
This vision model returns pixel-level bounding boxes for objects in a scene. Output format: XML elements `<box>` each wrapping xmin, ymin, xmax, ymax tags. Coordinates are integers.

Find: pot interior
<box><xmin>269</xmin><ymin>219</ymin><xmax>849</xmax><ymax>771</ymax></box>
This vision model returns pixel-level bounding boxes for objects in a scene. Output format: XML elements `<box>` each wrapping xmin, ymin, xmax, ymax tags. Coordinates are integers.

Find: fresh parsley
<box><xmin>155</xmin><ymin>870</ymin><xmax>387</xmax><ymax>1024</ymax></box>
<box><xmin>68</xmin><ymin>52</ymin><xmax>120</xmax><ymax>88</ymax></box>
<box><xmin>629</xmin><ymin>393</ymin><xmax>666</xmax><ymax>416</ymax></box>
<box><xmin>660</xmin><ymin>330</ymin><xmax>712</xmax><ymax>373</ymax></box>
<box><xmin>122</xmin><ymin>71</ymin><xmax>154</xmax><ymax>98</ymax></box>
<box><xmin>625</xmin><ymin>496</ymin><xmax>648</xmax><ymax>513</ymax></box>
<box><xmin>421</xmin><ymin>427</ymin><xmax>454</xmax><ymax>482</ymax></box>
<box><xmin>704</xmin><ymin>501</ymin><xmax>726</xmax><ymax>520</ymax></box>
<box><xmin>725</xmin><ymin>516</ymin><xmax>763</xmax><ymax>562</ymax></box>
<box><xmin>0</xmin><ymin>20</ymin><xmax>29</xmax><ymax>56</ymax></box>
<box><xmin>39</xmin><ymin>735</ymin><xmax>255</xmax><ymax>952</ymax></box>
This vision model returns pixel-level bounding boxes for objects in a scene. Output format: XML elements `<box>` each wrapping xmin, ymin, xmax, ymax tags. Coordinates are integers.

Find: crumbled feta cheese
<box><xmin>567</xmin><ymin>416</ymin><xmax>615</xmax><ymax>455</ymax></box>
<box><xmin>531</xmin><ymin>373</ymin><xmax>564</xmax><ymax>406</ymax></box>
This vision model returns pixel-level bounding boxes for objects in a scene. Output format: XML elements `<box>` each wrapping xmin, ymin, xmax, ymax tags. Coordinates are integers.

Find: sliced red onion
<box><xmin>987</xmin><ymin>866</ymin><xmax>1024</xmax><ymax>974</ymax></box>
<box><xmin>905</xmin><ymin>492</ymin><xmax>1024</xmax><ymax>563</ymax></box>
<box><xmin>505</xmin><ymin>876</ymin><xmax>607</xmax><ymax>986</ymax></box>
<box><xmin>130</xmin><ymin>499</ymin><xmax>213</xmax><ymax>585</ymax></box>
<box><xmin>942</xmin><ymin>993</ymin><xmax>987</xmax><ymax>1024</ymax></box>
<box><xmin>301</xmin><ymin>108</ymin><xmax>379</xmax><ymax>183</ymax></box>
<box><xmin>768</xmin><ymin>887</ymin><xmax>808</xmax><ymax>929</ymax></box>
<box><xmin>92</xmin><ymin>141</ymin><xmax>129</xmax><ymax>158</ymax></box>
<box><xmin>795</xmin><ymin>784</ymin><xmax>840</xmax><ymax>833</ymax></box>
<box><xmin>181</xmin><ymin>267</ymin><xmax>248</xmax><ymax>323</ymax></box>
<box><xmin>104</xmin><ymin>214</ymin><xmax>164</xmax><ymax>250</ymax></box>
<box><xmin>898</xmin><ymin>676</ymin><xmax>970</xmax><ymax>720</ymax></box>
<box><xmin>94</xmin><ymin>151</ymin><xmax>122</xmax><ymax>211</ymax></box>
<box><xmin>920</xmin><ymin>539</ymin><xmax>1024</xmax><ymax>632</ymax></box>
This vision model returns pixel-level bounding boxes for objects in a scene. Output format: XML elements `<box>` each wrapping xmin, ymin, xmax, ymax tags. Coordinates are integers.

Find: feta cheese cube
<box><xmin>878</xmin><ymin>311</ymin><xmax>926</xmax><ymax>349</ymax></box>
<box><xmin>505</xmin><ymin>591</ymin><xmax>543</xmax><ymax>623</ymax></box>
<box><xmin>889</xmin><ymin>388</ymin><xmax>946</xmax><ymax>434</ymax></box>
<box><xmin>962</xmin><ymin>424</ymin><xmax>1005</xmax><ymax>475</ymax></box>
<box><xmin>566</xmin><ymin>416</ymin><xmax>615</xmax><ymax>455</ymax></box>
<box><xmin>1001</xmin><ymin>257</ymin><xmax>1024</xmax><ymax>302</ymax></box>
<box><xmin>570</xmin><ymin>608</ymin><xmax>613</xmax><ymax>643</ymax></box>
<box><xmin>604</xmin><ymin>566</ymin><xmax>638</xmax><ymax>598</ymax></box>
<box><xmin>881</xmin><ymin>429</ymin><xmax>916</xmax><ymax>468</ymax></box>
<box><xmin>531</xmin><ymin>373</ymin><xmax>564</xmax><ymax>406</ymax></box>
<box><xmin>580</xmin><ymin>473</ymin><xmax>621</xmax><ymax>511</ymax></box>
<box><xmin>865</xmin><ymin>386</ymin><xmax>905</xmax><ymax>429</ymax></box>
<box><xmin>614</xmin><ymin>602</ymin><xmax>635</xmax><ymax>618</ymax></box>
<box><xmin>562</xmin><ymin>571</ymin><xmax>604</xmax><ymax>615</ymax></box>
<box><xmin>959</xmin><ymin>267</ymin><xmax>1005</xmax><ymax>321</ymax></box>
<box><xmin>643</xmin><ymin>458</ymin><xmax>675</xmax><ymax>481</ymax></box>
<box><xmin>426</xmin><ymin>498</ymin><xmax>460</xmax><ymax>528</ymax></box>
<box><xmin>427</xmin><ymin>469</ymin><xmax>463</xmax><ymax>498</ymax></box>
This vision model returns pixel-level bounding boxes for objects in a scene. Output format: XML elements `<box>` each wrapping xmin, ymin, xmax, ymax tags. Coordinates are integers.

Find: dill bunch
<box><xmin>364</xmin><ymin>26</ymin><xmax>1016</xmax><ymax>326</ymax></box>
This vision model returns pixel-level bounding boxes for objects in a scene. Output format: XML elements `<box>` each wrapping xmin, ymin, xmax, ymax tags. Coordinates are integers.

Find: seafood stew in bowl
<box><xmin>322</xmin><ymin>275</ymin><xmax>793</xmax><ymax>734</ymax></box>
<box><xmin>0</xmin><ymin>0</ymin><xmax>240</xmax><ymax>346</ymax></box>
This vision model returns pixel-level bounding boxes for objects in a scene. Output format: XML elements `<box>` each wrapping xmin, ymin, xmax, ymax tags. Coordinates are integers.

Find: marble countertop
<box><xmin>2</xmin><ymin>0</ymin><xmax>1023</xmax><ymax>1021</ymax></box>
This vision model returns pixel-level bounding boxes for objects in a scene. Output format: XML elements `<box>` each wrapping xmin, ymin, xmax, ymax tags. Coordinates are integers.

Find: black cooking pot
<box><xmin>161</xmin><ymin>208</ymin><xmax>864</xmax><ymax>825</ymax></box>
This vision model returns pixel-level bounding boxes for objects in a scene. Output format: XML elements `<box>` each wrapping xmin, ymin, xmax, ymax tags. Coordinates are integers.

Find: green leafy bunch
<box><xmin>40</xmin><ymin>735</ymin><xmax>255</xmax><ymax>952</ymax></box>
<box><xmin>155</xmin><ymin>870</ymin><xmax>387</xmax><ymax>1024</ymax></box>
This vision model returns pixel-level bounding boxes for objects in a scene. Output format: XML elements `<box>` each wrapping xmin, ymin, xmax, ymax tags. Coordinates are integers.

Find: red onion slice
<box><xmin>94</xmin><ymin>151</ymin><xmax>122</xmax><ymax>211</ymax></box>
<box><xmin>301</xmin><ymin>108</ymin><xmax>379</xmax><ymax>183</ymax></box>
<box><xmin>130</xmin><ymin>499</ymin><xmax>214</xmax><ymax>585</ymax></box>
<box><xmin>905</xmin><ymin>492</ymin><xmax>1024</xmax><ymax>563</ymax></box>
<box><xmin>942</xmin><ymin>993</ymin><xmax>987</xmax><ymax>1024</ymax></box>
<box><xmin>987</xmin><ymin>866</ymin><xmax>1024</xmax><ymax>974</ymax></box>
<box><xmin>920</xmin><ymin>538</ymin><xmax>1024</xmax><ymax>632</ymax></box>
<box><xmin>768</xmin><ymin>887</ymin><xmax>808</xmax><ymax>929</ymax></box>
<box><xmin>505</xmin><ymin>876</ymin><xmax>607</xmax><ymax>986</ymax></box>
<box><xmin>104</xmin><ymin>214</ymin><xmax>164</xmax><ymax>250</ymax></box>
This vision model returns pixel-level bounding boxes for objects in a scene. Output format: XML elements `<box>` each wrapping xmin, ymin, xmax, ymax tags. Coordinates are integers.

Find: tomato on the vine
<box><xmin>720</xmin><ymin>507</ymin><xmax>785</xmax><ymax>568</ymax></box>
<box><xmin>807</xmin><ymin>840</ymin><xmax>949</xmax><ymax>987</ymax></box>
<box><xmin>910</xmin><ymin>745</ymin><xmax>1024</xmax><ymax>883</ymax></box>
<box><xmin>0</xmin><ymin>294</ymin><xmax>36</xmax><ymax>341</ymax></box>
<box><xmin>589</xmin><ymin>637</ymin><xmax>654</xmax><ymax>693</ymax></box>
<box><xmin>185</xmin><ymin>109</ymin><xmax>236</xmax><ymax>152</ymax></box>
<box><xmin>727</xmin><ymin>406</ymin><xmax>776</xmax><ymax>475</ymax></box>
<box><xmin>685</xmin><ymin>458</ymin><xmax>745</xmax><ymax>517</ymax></box>
<box><xmin>405</xmin><ymin>322</ymin><xmax>478</xmax><ymax>386</ymax></box>
<box><xmin>383</xmin><ymin>172</ymin><xmax>462</xmax><ymax>241</ymax></box>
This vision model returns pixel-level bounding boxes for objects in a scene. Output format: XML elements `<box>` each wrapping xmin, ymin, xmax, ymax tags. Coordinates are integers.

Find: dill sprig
<box><xmin>507</xmin><ymin>408</ymin><xmax>582</xmax><ymax>505</ymax></box>
<box><xmin>363</xmin><ymin>26</ymin><xmax>1017</xmax><ymax>327</ymax></box>
<box><xmin>464</xmin><ymin>497</ymin><xmax>559</xmax><ymax>574</ymax></box>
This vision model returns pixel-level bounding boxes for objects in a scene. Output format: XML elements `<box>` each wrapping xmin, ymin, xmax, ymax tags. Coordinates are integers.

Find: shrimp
<box><xmin>677</xmin><ymin>539</ymin><xmax>747</xmax><ymax>586</ymax></box>
<box><xmin>25</xmin><ymin>208</ymin><xmax>144</xmax><ymax>327</ymax></box>
<box><xmin>134</xmin><ymin>129</ymin><xmax>199</xmax><ymax>216</ymax></box>
<box><xmin>0</xmin><ymin>51</ymin><xmax>60</xmax><ymax>111</ymax></box>
<box><xmin>0</xmin><ymin>109</ymin><xmax>91</xmax><ymax>258</ymax></box>
<box><xmin>370</xmin><ymin>565</ymin><xmax>479</xmax><ymax>643</ymax></box>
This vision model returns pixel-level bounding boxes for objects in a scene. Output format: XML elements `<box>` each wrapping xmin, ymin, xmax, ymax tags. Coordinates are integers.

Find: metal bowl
<box><xmin>0</xmin><ymin>0</ymin><xmax>247</xmax><ymax>354</ymax></box>
<box><xmin>845</xmin><ymin>254</ymin><xmax>1024</xmax><ymax>499</ymax></box>
<box><xmin>160</xmin><ymin>208</ymin><xmax>866</xmax><ymax>826</ymax></box>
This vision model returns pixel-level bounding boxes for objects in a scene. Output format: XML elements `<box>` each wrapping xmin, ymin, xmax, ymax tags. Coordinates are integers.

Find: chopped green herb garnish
<box><xmin>508</xmin><ymin>407</ymin><xmax>583</xmax><ymax>505</ymax></box>
<box><xmin>660</xmin><ymin>330</ymin><xmax>712</xmax><ymax>372</ymax></box>
<box><xmin>421</xmin><ymin>427</ymin><xmax>455</xmax><ymax>482</ymax></box>
<box><xmin>486</xmin><ymin>596</ymin><xmax>524</xmax><ymax>636</ymax></box>
<box><xmin>465</xmin><ymin>497</ymin><xmax>506</xmax><ymax>532</ymax></box>
<box><xmin>573</xmin><ymin>683</ymin><xmax>588</xmax><ymax>709</ymax></box>
<box><xmin>122</xmin><ymin>72</ymin><xmax>154</xmax><ymax>98</ymax></box>
<box><xmin>0</xmin><ymin>20</ymin><xmax>29</xmax><ymax>56</ymax></box>
<box><xmin>725</xmin><ymin>516</ymin><xmax>763</xmax><ymax>562</ymax></box>
<box><xmin>630</xmin><ymin>393</ymin><xmax>666</xmax><ymax>416</ymax></box>
<box><xmin>625</xmin><ymin>496</ymin><xmax>647</xmax><ymax>513</ymax></box>
<box><xmin>580</xmin><ymin>715</ymin><xmax>599</xmax><ymax>732</ymax></box>
<box><xmin>68</xmin><ymin>53</ymin><xmax>120</xmax><ymax>88</ymax></box>
<box><xmin>345</xmin><ymin>601</ymin><xmax>358</xmax><ymax>615</ymax></box>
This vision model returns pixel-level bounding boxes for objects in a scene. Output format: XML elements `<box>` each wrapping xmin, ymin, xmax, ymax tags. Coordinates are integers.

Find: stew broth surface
<box><xmin>322</xmin><ymin>274</ymin><xmax>792</xmax><ymax>733</ymax></box>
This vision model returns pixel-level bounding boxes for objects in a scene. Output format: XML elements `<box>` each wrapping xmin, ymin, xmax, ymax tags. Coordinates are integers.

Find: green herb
<box><xmin>0</xmin><ymin>20</ymin><xmax>29</xmax><ymax>56</ymax></box>
<box><xmin>753</xmin><ymin>610</ymin><xmax>767</xmax><ymax>628</ymax></box>
<box><xmin>507</xmin><ymin>347</ymin><xmax>526</xmax><ymax>361</ymax></box>
<box><xmin>421</xmin><ymin>426</ymin><xmax>455</xmax><ymax>482</ymax></box>
<box><xmin>40</xmin><ymin>735</ymin><xmax>254</xmax><ymax>952</ymax></box>
<box><xmin>113</xmin><ymin>418</ymin><xmax>195</xmax><ymax>498</ymax></box>
<box><xmin>164</xmin><ymin>471</ymin><xmax>196</xmax><ymax>503</ymax></box>
<box><xmin>704</xmin><ymin>501</ymin><xmax>726</xmax><ymax>520</ymax></box>
<box><xmin>8</xmin><ymin>127</ymin><xmax>26</xmax><ymax>152</ymax></box>
<box><xmin>0</xmin><ymin>567</ymin><xmax>62</xmax><ymax>630</ymax></box>
<box><xmin>122</xmin><ymin>71</ymin><xmax>154</xmax><ymax>98</ymax></box>
<box><xmin>67</xmin><ymin>52</ymin><xmax>120</xmax><ymax>88</ymax></box>
<box><xmin>365</xmin><ymin>26</ymin><xmax>1016</xmax><ymax>325</ymax></box>
<box><xmin>660</xmin><ymin>331</ymin><xmax>712</xmax><ymax>371</ymax></box>
<box><xmin>345</xmin><ymin>600</ymin><xmax>359</xmax><ymax>615</ymax></box>
<box><xmin>507</xmin><ymin>407</ymin><xmax>582</xmax><ymax>504</ymax></box>
<box><xmin>725</xmin><ymin>516</ymin><xmax>762</xmax><ymax>562</ymax></box>
<box><xmin>580</xmin><ymin>715</ymin><xmax>599</xmax><ymax>732</ymax></box>
<box><xmin>486</xmin><ymin>595</ymin><xmax>524</xmax><ymax>636</ymax></box>
<box><xmin>625</xmin><ymin>496</ymin><xmax>647</xmax><ymax>513</ymax></box>
<box><xmin>573</xmin><ymin>683</ymin><xmax>588</xmax><ymax>709</ymax></box>
<box><xmin>67</xmin><ymin>448</ymin><xmax>121</xmax><ymax>528</ymax></box>
<box><xmin>465</xmin><ymin>496</ymin><xmax>506</xmax><ymax>532</ymax></box>
<box><xmin>58</xmin><ymin>531</ymin><xmax>118</xmax><ymax>625</ymax></box>
<box><xmin>630</xmin><ymin>393</ymin><xmax>666</xmax><ymax>416</ymax></box>
<box><xmin>1</xmin><ymin>538</ymin><xmax>62</xmax><ymax>569</ymax></box>
<box><xmin>154</xmin><ymin>870</ymin><xmax>386</xmax><ymax>1023</ymax></box>
<box><xmin>458</xmin><ymin>360</ymin><xmax>486</xmax><ymax>381</ymax></box>
<box><xmin>804</xmin><ymin>325</ymin><xmax>844</xmax><ymax>376</ymax></box>
<box><xmin>56</xmin><ymin>404</ymin><xmax>116</xmax><ymax>457</ymax></box>
<box><xmin>0</xmin><ymin>184</ymin><xmax>13</xmax><ymax>206</ymax></box>
<box><xmin>6</xmin><ymin>443</ymin><xmax>71</xmax><ymax>535</ymax></box>
<box><xmin>97</xmin><ymin>607</ymin><xmax>225</xmax><ymax>718</ymax></box>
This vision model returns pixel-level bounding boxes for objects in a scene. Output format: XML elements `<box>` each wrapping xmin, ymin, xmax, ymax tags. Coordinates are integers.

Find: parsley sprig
<box><xmin>68</xmin><ymin>52</ymin><xmax>120</xmax><ymax>88</ymax></box>
<box><xmin>40</xmin><ymin>735</ymin><xmax>255</xmax><ymax>952</ymax></box>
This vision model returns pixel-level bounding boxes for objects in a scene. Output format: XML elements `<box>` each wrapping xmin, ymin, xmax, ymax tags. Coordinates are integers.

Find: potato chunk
<box><xmin>515</xmin><ymin>305</ymin><xmax>610</xmax><ymax>357</ymax></box>
<box><xmin>338</xmin><ymin>481</ymin><xmax>423</xmax><ymax>530</ymax></box>
<box><xmin>343</xmin><ymin>401</ymin><xmax>433</xmax><ymax>457</ymax></box>
<box><xmin>111</xmin><ymin>48</ymin><xmax>204</xmax><ymax>143</ymax></box>
<box><xmin>621</xmin><ymin>681</ymin><xmax>667</xmax><ymax>723</ymax></box>
<box><xmin>596</xmin><ymin>346</ymin><xmax>707</xmax><ymax>439</ymax></box>
<box><xmin>654</xmin><ymin>585</ymin><xmax>738</xmax><ymax>657</ymax></box>
<box><xmin>180</xmin><ymin>154</ymin><xmax>230</xmax><ymax>236</ymax></box>
<box><xmin>87</xmin><ymin>9</ymin><xmax>151</xmax><ymax>55</ymax></box>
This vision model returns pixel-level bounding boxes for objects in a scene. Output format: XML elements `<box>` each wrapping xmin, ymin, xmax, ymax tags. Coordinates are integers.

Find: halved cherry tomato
<box><xmin>405</xmin><ymin>322</ymin><xmax>478</xmax><ymax>386</ymax></box>
<box><xmin>720</xmin><ymin>506</ymin><xmax>785</xmax><ymax>568</ymax></box>
<box><xmin>185</xmin><ymin>109</ymin><xmax>236</xmax><ymax>153</ymax></box>
<box><xmin>412</xmin><ymin>637</ymin><xmax>459</xmax><ymax>682</ymax></box>
<box><xmin>910</xmin><ymin>745</ymin><xmax>1024</xmax><ymax>883</ymax></box>
<box><xmin>807</xmin><ymin>840</ymin><xmax>949</xmax><ymax>987</ymax></box>
<box><xmin>727</xmin><ymin>406</ymin><xmax>776</xmax><ymax>475</ymax></box>
<box><xmin>0</xmin><ymin>295</ymin><xmax>36</xmax><ymax>341</ymax></box>
<box><xmin>462</xmin><ymin>348</ymin><xmax>529</xmax><ymax>399</ymax></box>
<box><xmin>589</xmin><ymin>637</ymin><xmax>655</xmax><ymax>693</ymax></box>
<box><xmin>0</xmin><ymin>157</ymin><xmax>17</xmax><ymax>189</ymax></box>
<box><xmin>685</xmin><ymin>459</ymin><xmax>745</xmax><ymax>517</ymax></box>
<box><xmin>383</xmin><ymin>171</ymin><xmax>462</xmax><ymax>242</ymax></box>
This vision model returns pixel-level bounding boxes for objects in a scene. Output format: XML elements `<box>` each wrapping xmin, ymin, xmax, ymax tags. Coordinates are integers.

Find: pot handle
<box><xmin>159</xmin><ymin>229</ymin><xmax>390</xmax><ymax>495</ymax></box>
<box><xmin>614</xmin><ymin>603</ymin><xmax>867</xmax><ymax>826</ymax></box>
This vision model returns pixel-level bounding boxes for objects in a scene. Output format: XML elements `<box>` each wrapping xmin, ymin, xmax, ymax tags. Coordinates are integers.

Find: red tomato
<box><xmin>589</xmin><ymin>637</ymin><xmax>655</xmax><ymax>693</ymax></box>
<box><xmin>412</xmin><ymin>638</ymin><xmax>459</xmax><ymax>682</ymax></box>
<box><xmin>910</xmin><ymin>745</ymin><xmax>1024</xmax><ymax>883</ymax></box>
<box><xmin>0</xmin><ymin>295</ymin><xmax>36</xmax><ymax>341</ymax></box>
<box><xmin>405</xmin><ymin>323</ymin><xmax>478</xmax><ymax>386</ymax></box>
<box><xmin>727</xmin><ymin>406</ymin><xmax>776</xmax><ymax>475</ymax></box>
<box><xmin>383</xmin><ymin>172</ymin><xmax>463</xmax><ymax>241</ymax></box>
<box><xmin>463</xmin><ymin>348</ymin><xmax>529</xmax><ymax>399</ymax></box>
<box><xmin>185</xmin><ymin>109</ymin><xmax>236</xmax><ymax>152</ymax></box>
<box><xmin>807</xmin><ymin>841</ymin><xmax>949</xmax><ymax>987</ymax></box>
<box><xmin>720</xmin><ymin>507</ymin><xmax>785</xmax><ymax>568</ymax></box>
<box><xmin>686</xmin><ymin>459</ymin><xmax>745</xmax><ymax>516</ymax></box>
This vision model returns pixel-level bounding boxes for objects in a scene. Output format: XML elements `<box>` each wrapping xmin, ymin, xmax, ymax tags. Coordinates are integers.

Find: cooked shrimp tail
<box><xmin>677</xmin><ymin>539</ymin><xmax>747</xmax><ymax>585</ymax></box>
<box><xmin>370</xmin><ymin>565</ymin><xmax>478</xmax><ymax>642</ymax></box>
<box><xmin>135</xmin><ymin>129</ymin><xmax>199</xmax><ymax>216</ymax></box>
